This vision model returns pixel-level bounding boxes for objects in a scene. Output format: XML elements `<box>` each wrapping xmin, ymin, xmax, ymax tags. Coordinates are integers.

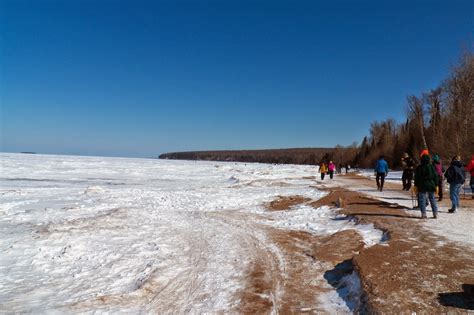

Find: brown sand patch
<box><xmin>309</xmin><ymin>187</ymin><xmax>350</xmax><ymax>209</ymax></box>
<box><xmin>265</xmin><ymin>195</ymin><xmax>311</xmax><ymax>211</ymax></box>
<box><xmin>335</xmin><ymin>188</ymin><xmax>474</xmax><ymax>313</ymax></box>
<box><xmin>240</xmin><ymin>181</ymin><xmax>474</xmax><ymax>313</ymax></box>
<box><xmin>311</xmin><ymin>230</ymin><xmax>365</xmax><ymax>265</ymax></box>
<box><xmin>238</xmin><ymin>228</ymin><xmax>368</xmax><ymax>314</ymax></box>
<box><xmin>238</xmin><ymin>259</ymin><xmax>275</xmax><ymax>314</ymax></box>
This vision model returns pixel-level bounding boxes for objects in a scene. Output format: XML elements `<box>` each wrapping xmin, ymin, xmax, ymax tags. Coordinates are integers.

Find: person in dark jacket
<box><xmin>414</xmin><ymin>154</ymin><xmax>439</xmax><ymax>219</ymax></box>
<box><xmin>432</xmin><ymin>154</ymin><xmax>445</xmax><ymax>201</ymax></box>
<box><xmin>401</xmin><ymin>152</ymin><xmax>415</xmax><ymax>191</ymax></box>
<box><xmin>374</xmin><ymin>155</ymin><xmax>389</xmax><ymax>192</ymax></box>
<box><xmin>444</xmin><ymin>156</ymin><xmax>466</xmax><ymax>213</ymax></box>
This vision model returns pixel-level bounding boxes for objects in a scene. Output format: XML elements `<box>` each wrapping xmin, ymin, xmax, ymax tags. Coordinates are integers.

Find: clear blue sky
<box><xmin>1</xmin><ymin>0</ymin><xmax>472</xmax><ymax>157</ymax></box>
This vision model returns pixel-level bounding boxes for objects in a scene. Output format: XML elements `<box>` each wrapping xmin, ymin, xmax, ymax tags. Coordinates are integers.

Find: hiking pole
<box><xmin>412</xmin><ymin>186</ymin><xmax>419</xmax><ymax>209</ymax></box>
<box><xmin>463</xmin><ymin>182</ymin><xmax>466</xmax><ymax>200</ymax></box>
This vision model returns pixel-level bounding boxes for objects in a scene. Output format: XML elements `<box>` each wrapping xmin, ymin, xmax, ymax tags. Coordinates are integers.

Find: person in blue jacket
<box><xmin>375</xmin><ymin>155</ymin><xmax>389</xmax><ymax>192</ymax></box>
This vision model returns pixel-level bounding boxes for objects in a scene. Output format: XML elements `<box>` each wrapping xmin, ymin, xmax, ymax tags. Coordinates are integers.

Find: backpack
<box><xmin>444</xmin><ymin>165</ymin><xmax>463</xmax><ymax>184</ymax></box>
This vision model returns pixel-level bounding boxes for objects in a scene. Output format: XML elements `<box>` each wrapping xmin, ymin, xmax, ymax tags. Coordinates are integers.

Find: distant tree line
<box><xmin>355</xmin><ymin>52</ymin><xmax>473</xmax><ymax>168</ymax></box>
<box><xmin>160</xmin><ymin>147</ymin><xmax>356</xmax><ymax>166</ymax></box>
<box><xmin>160</xmin><ymin>52</ymin><xmax>473</xmax><ymax>170</ymax></box>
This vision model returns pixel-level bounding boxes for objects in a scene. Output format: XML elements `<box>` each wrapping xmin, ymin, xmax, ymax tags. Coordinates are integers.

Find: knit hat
<box><xmin>432</xmin><ymin>154</ymin><xmax>440</xmax><ymax>163</ymax></box>
<box><xmin>420</xmin><ymin>149</ymin><xmax>429</xmax><ymax>157</ymax></box>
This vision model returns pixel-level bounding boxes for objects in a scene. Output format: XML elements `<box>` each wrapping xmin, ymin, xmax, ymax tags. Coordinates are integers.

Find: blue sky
<box><xmin>1</xmin><ymin>0</ymin><xmax>473</xmax><ymax>157</ymax></box>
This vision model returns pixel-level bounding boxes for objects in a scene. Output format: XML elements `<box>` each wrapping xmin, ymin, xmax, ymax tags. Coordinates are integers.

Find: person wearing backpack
<box><xmin>414</xmin><ymin>153</ymin><xmax>439</xmax><ymax>219</ymax></box>
<box><xmin>465</xmin><ymin>154</ymin><xmax>474</xmax><ymax>199</ymax></box>
<box><xmin>401</xmin><ymin>152</ymin><xmax>415</xmax><ymax>191</ymax></box>
<box><xmin>444</xmin><ymin>156</ymin><xmax>466</xmax><ymax>213</ymax></box>
<box><xmin>432</xmin><ymin>154</ymin><xmax>445</xmax><ymax>201</ymax></box>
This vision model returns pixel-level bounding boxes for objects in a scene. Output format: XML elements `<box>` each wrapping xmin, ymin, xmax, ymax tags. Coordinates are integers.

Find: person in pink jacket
<box><xmin>328</xmin><ymin>161</ymin><xmax>336</xmax><ymax>179</ymax></box>
<box><xmin>465</xmin><ymin>154</ymin><xmax>474</xmax><ymax>199</ymax></box>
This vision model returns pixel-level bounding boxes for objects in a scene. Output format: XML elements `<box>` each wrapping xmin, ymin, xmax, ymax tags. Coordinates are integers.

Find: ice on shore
<box><xmin>0</xmin><ymin>153</ymin><xmax>382</xmax><ymax>313</ymax></box>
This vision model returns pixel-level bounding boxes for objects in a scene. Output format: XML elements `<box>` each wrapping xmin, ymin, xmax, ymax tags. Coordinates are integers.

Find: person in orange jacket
<box><xmin>465</xmin><ymin>154</ymin><xmax>474</xmax><ymax>199</ymax></box>
<box><xmin>319</xmin><ymin>162</ymin><xmax>328</xmax><ymax>180</ymax></box>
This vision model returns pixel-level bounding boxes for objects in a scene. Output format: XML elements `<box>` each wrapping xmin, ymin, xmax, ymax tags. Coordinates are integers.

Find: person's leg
<box><xmin>402</xmin><ymin>171</ymin><xmax>407</xmax><ymax>190</ymax></box>
<box><xmin>449</xmin><ymin>184</ymin><xmax>455</xmax><ymax>210</ymax></box>
<box><xmin>449</xmin><ymin>184</ymin><xmax>461</xmax><ymax>212</ymax></box>
<box><xmin>428</xmin><ymin>191</ymin><xmax>438</xmax><ymax>218</ymax></box>
<box><xmin>376</xmin><ymin>173</ymin><xmax>381</xmax><ymax>189</ymax></box>
<box><xmin>406</xmin><ymin>172</ymin><xmax>413</xmax><ymax>191</ymax></box>
<box><xmin>470</xmin><ymin>177</ymin><xmax>474</xmax><ymax>199</ymax></box>
<box><xmin>418</xmin><ymin>192</ymin><xmax>427</xmax><ymax>218</ymax></box>
<box><xmin>455</xmin><ymin>183</ymin><xmax>462</xmax><ymax>209</ymax></box>
<box><xmin>321</xmin><ymin>172</ymin><xmax>325</xmax><ymax>180</ymax></box>
<box><xmin>380</xmin><ymin>173</ymin><xmax>386</xmax><ymax>191</ymax></box>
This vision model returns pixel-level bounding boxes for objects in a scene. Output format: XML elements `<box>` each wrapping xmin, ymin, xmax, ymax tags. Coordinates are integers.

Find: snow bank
<box><xmin>261</xmin><ymin>204</ymin><xmax>383</xmax><ymax>247</ymax></box>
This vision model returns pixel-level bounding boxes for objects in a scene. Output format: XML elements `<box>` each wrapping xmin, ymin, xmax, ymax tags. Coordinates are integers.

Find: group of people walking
<box><xmin>379</xmin><ymin>151</ymin><xmax>474</xmax><ymax>219</ymax></box>
<box><xmin>318</xmin><ymin>161</ymin><xmax>336</xmax><ymax>180</ymax></box>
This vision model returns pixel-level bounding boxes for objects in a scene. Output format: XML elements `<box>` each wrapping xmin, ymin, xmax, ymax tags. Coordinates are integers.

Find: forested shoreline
<box><xmin>355</xmin><ymin>52</ymin><xmax>473</xmax><ymax>168</ymax></box>
<box><xmin>159</xmin><ymin>148</ymin><xmax>352</xmax><ymax>165</ymax></box>
<box><xmin>160</xmin><ymin>52</ymin><xmax>473</xmax><ymax>169</ymax></box>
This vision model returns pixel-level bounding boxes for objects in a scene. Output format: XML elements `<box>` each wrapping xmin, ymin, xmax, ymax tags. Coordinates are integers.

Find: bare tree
<box><xmin>407</xmin><ymin>95</ymin><xmax>428</xmax><ymax>151</ymax></box>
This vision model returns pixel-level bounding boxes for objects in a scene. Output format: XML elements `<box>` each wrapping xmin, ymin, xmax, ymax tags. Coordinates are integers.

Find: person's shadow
<box><xmin>438</xmin><ymin>284</ymin><xmax>474</xmax><ymax>310</ymax></box>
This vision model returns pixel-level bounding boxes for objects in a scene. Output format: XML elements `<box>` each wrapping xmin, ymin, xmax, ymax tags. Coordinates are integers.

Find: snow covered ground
<box><xmin>0</xmin><ymin>153</ymin><xmax>383</xmax><ymax>313</ymax></box>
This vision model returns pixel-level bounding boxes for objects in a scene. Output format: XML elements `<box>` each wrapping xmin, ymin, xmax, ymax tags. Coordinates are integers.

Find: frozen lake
<box><xmin>0</xmin><ymin>153</ymin><xmax>382</xmax><ymax>313</ymax></box>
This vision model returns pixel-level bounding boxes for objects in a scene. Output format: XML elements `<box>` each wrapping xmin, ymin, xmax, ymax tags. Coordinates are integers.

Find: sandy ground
<box><xmin>237</xmin><ymin>173</ymin><xmax>474</xmax><ymax>313</ymax></box>
<box><xmin>317</xmin><ymin>173</ymin><xmax>473</xmax><ymax>313</ymax></box>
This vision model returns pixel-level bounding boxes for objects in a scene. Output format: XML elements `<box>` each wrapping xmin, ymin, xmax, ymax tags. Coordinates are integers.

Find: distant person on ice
<box><xmin>374</xmin><ymin>155</ymin><xmax>388</xmax><ymax>192</ymax></box>
<box><xmin>319</xmin><ymin>162</ymin><xmax>328</xmax><ymax>180</ymax></box>
<box><xmin>414</xmin><ymin>153</ymin><xmax>439</xmax><ymax>219</ymax></box>
<box><xmin>465</xmin><ymin>154</ymin><xmax>474</xmax><ymax>199</ymax></box>
<box><xmin>328</xmin><ymin>161</ymin><xmax>336</xmax><ymax>179</ymax></box>
<box><xmin>401</xmin><ymin>152</ymin><xmax>415</xmax><ymax>191</ymax></box>
<box><xmin>432</xmin><ymin>154</ymin><xmax>445</xmax><ymax>201</ymax></box>
<box><xmin>444</xmin><ymin>156</ymin><xmax>466</xmax><ymax>213</ymax></box>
